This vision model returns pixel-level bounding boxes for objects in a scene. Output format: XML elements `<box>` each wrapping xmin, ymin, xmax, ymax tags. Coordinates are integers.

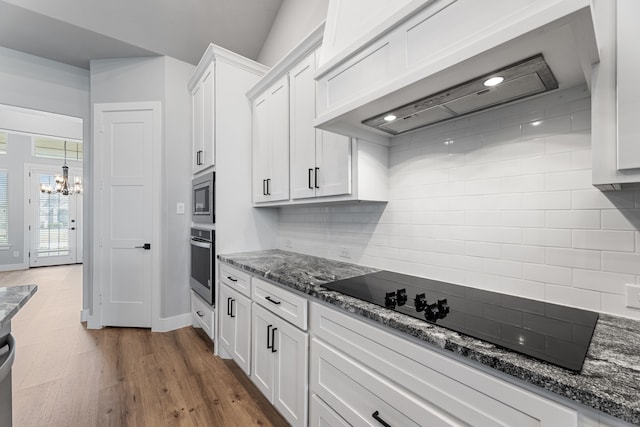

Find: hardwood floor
<box><xmin>1</xmin><ymin>265</ymin><xmax>289</xmax><ymax>426</ymax></box>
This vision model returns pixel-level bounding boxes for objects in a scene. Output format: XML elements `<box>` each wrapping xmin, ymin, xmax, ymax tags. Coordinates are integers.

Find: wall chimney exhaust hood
<box><xmin>313</xmin><ymin>1</ymin><xmax>600</xmax><ymax>145</ymax></box>
<box><xmin>362</xmin><ymin>54</ymin><xmax>558</xmax><ymax>135</ymax></box>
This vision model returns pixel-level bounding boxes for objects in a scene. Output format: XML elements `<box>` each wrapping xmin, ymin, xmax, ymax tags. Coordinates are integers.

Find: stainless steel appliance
<box><xmin>190</xmin><ymin>227</ymin><xmax>214</xmax><ymax>305</ymax></box>
<box><xmin>192</xmin><ymin>172</ymin><xmax>215</xmax><ymax>224</ymax></box>
<box><xmin>0</xmin><ymin>333</ymin><xmax>15</xmax><ymax>427</ymax></box>
<box><xmin>322</xmin><ymin>271</ymin><xmax>599</xmax><ymax>371</ymax></box>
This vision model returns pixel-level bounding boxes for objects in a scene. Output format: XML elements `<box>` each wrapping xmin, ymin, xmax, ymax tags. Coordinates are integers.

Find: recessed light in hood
<box><xmin>362</xmin><ymin>54</ymin><xmax>558</xmax><ymax>136</ymax></box>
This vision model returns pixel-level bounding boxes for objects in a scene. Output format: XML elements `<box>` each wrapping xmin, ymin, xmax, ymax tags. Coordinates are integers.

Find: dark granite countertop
<box><xmin>219</xmin><ymin>249</ymin><xmax>640</xmax><ymax>425</ymax></box>
<box><xmin>0</xmin><ymin>285</ymin><xmax>37</xmax><ymax>329</ymax></box>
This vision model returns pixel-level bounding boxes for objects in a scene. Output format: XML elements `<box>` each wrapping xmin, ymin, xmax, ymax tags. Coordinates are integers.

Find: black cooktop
<box><xmin>322</xmin><ymin>270</ymin><xmax>599</xmax><ymax>371</ymax></box>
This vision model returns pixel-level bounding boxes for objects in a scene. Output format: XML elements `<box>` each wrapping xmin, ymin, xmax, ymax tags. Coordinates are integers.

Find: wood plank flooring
<box><xmin>1</xmin><ymin>265</ymin><xmax>289</xmax><ymax>426</ymax></box>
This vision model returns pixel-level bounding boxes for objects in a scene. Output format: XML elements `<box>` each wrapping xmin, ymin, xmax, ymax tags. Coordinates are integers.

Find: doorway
<box><xmin>26</xmin><ymin>165</ymin><xmax>83</xmax><ymax>267</ymax></box>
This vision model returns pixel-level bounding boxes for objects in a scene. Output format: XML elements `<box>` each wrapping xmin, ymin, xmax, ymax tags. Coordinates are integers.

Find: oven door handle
<box><xmin>191</xmin><ymin>240</ymin><xmax>211</xmax><ymax>249</ymax></box>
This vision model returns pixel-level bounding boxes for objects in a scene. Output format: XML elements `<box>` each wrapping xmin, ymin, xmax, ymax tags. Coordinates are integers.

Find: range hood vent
<box><xmin>362</xmin><ymin>54</ymin><xmax>558</xmax><ymax>135</ymax></box>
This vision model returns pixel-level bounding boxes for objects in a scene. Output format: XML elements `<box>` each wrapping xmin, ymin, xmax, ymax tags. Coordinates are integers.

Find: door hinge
<box><xmin>28</xmin><ymin>225</ymin><xmax>31</xmax><ymax>231</ymax></box>
<box><xmin>28</xmin><ymin>251</ymin><xmax>30</xmax><ymax>258</ymax></box>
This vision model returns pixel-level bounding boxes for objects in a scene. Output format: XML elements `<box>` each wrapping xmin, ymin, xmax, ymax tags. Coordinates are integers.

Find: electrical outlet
<box><xmin>283</xmin><ymin>239</ymin><xmax>293</xmax><ymax>249</ymax></box>
<box><xmin>338</xmin><ymin>247</ymin><xmax>351</xmax><ymax>259</ymax></box>
<box><xmin>176</xmin><ymin>202</ymin><xmax>185</xmax><ymax>214</ymax></box>
<box><xmin>12</xmin><ymin>251</ymin><xmax>19</xmax><ymax>257</ymax></box>
<box><xmin>625</xmin><ymin>284</ymin><xmax>640</xmax><ymax>309</ymax></box>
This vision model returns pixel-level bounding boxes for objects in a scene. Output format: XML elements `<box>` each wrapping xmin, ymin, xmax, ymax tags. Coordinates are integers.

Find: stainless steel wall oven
<box><xmin>190</xmin><ymin>227</ymin><xmax>214</xmax><ymax>305</ymax></box>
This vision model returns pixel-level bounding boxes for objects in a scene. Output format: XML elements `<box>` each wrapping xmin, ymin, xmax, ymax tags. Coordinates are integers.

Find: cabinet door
<box><xmin>252</xmin><ymin>95</ymin><xmax>270</xmax><ymax>203</ymax></box>
<box><xmin>232</xmin><ymin>292</ymin><xmax>252</xmax><ymax>375</ymax></box>
<box><xmin>192</xmin><ymin>78</ymin><xmax>204</xmax><ymax>173</ymax></box>
<box><xmin>290</xmin><ymin>52</ymin><xmax>318</xmax><ymax>200</ymax></box>
<box><xmin>251</xmin><ymin>304</ymin><xmax>275</xmax><ymax>401</ymax></box>
<box><xmin>201</xmin><ymin>63</ymin><xmax>215</xmax><ymax>169</ymax></box>
<box><xmin>316</xmin><ymin>132</ymin><xmax>351</xmax><ymax>197</ymax></box>
<box><xmin>218</xmin><ymin>284</ymin><xmax>236</xmax><ymax>354</ymax></box>
<box><xmin>267</xmin><ymin>77</ymin><xmax>290</xmax><ymax>202</ymax></box>
<box><xmin>274</xmin><ymin>318</ymin><xmax>309</xmax><ymax>427</ymax></box>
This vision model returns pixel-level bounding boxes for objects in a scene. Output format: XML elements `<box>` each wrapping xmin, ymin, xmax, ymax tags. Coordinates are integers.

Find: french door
<box><xmin>28</xmin><ymin>166</ymin><xmax>83</xmax><ymax>267</ymax></box>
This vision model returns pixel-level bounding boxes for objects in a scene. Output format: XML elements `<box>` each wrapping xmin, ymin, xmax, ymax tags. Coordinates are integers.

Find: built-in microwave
<box><xmin>192</xmin><ymin>172</ymin><xmax>215</xmax><ymax>223</ymax></box>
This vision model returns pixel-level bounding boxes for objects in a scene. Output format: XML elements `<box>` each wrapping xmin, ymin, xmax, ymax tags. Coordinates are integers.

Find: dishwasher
<box><xmin>0</xmin><ymin>333</ymin><xmax>15</xmax><ymax>427</ymax></box>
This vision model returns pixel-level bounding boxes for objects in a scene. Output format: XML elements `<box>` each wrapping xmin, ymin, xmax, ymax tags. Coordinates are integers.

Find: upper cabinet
<box><xmin>247</xmin><ymin>23</ymin><xmax>389</xmax><ymax>207</ymax></box>
<box><xmin>189</xmin><ymin>45</ymin><xmax>269</xmax><ymax>175</ymax></box>
<box><xmin>252</xmin><ymin>76</ymin><xmax>290</xmax><ymax>203</ymax></box>
<box><xmin>592</xmin><ymin>0</ymin><xmax>640</xmax><ymax>190</ymax></box>
<box><xmin>313</xmin><ymin>0</ymin><xmax>600</xmax><ymax>146</ymax></box>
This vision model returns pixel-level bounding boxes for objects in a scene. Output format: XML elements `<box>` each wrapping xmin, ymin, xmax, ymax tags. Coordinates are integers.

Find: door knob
<box><xmin>135</xmin><ymin>243</ymin><xmax>151</xmax><ymax>250</ymax></box>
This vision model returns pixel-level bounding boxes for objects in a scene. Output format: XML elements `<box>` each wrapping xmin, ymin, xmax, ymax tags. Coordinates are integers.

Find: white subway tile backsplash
<box><xmin>545</xmin><ymin>170</ymin><xmax>592</xmax><ymax>191</ymax></box>
<box><xmin>545</xmin><ymin>210</ymin><xmax>600</xmax><ymax>229</ymax></box>
<box><xmin>522</xmin><ymin>228</ymin><xmax>572</xmax><ymax>247</ymax></box>
<box><xmin>545</xmin><ymin>284</ymin><xmax>601</xmax><ymax>311</ymax></box>
<box><xmin>523</xmin><ymin>263</ymin><xmax>572</xmax><ymax>286</ymax></box>
<box><xmin>500</xmin><ymin>244</ymin><xmax>546</xmax><ymax>264</ymax></box>
<box><xmin>522</xmin><ymin>191</ymin><xmax>571</xmax><ymax>210</ymax></box>
<box><xmin>545</xmin><ymin>247</ymin><xmax>601</xmax><ymax>270</ymax></box>
<box><xmin>602</xmin><ymin>252</ymin><xmax>640</xmax><ymax>275</ymax></box>
<box><xmin>278</xmin><ymin>87</ymin><xmax>640</xmax><ymax>317</ymax></box>
<box><xmin>572</xmin><ymin>230</ymin><xmax>635</xmax><ymax>252</ymax></box>
<box><xmin>573</xmin><ymin>269</ymin><xmax>634</xmax><ymax>294</ymax></box>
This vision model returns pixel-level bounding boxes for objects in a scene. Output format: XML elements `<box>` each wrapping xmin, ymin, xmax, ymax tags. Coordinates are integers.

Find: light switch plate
<box><xmin>176</xmin><ymin>202</ymin><xmax>185</xmax><ymax>214</ymax></box>
<box><xmin>338</xmin><ymin>247</ymin><xmax>351</xmax><ymax>259</ymax></box>
<box><xmin>625</xmin><ymin>284</ymin><xmax>640</xmax><ymax>309</ymax></box>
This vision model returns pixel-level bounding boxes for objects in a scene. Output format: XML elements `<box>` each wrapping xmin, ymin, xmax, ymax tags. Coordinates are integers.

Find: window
<box><xmin>0</xmin><ymin>131</ymin><xmax>7</xmax><ymax>154</ymax></box>
<box><xmin>0</xmin><ymin>170</ymin><xmax>7</xmax><ymax>245</ymax></box>
<box><xmin>33</xmin><ymin>137</ymin><xmax>82</xmax><ymax>161</ymax></box>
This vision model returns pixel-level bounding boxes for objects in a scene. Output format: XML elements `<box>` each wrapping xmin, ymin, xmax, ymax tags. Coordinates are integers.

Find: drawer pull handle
<box><xmin>267</xmin><ymin>324</ymin><xmax>273</xmax><ymax>350</ymax></box>
<box><xmin>372</xmin><ymin>411</ymin><xmax>391</xmax><ymax>427</ymax></box>
<box><xmin>227</xmin><ymin>276</ymin><xmax>238</xmax><ymax>282</ymax></box>
<box><xmin>196</xmin><ymin>310</ymin><xmax>204</xmax><ymax>317</ymax></box>
<box><xmin>271</xmin><ymin>327</ymin><xmax>277</xmax><ymax>353</ymax></box>
<box><xmin>265</xmin><ymin>296</ymin><xmax>281</xmax><ymax>305</ymax></box>
<box><xmin>230</xmin><ymin>299</ymin><xmax>236</xmax><ymax>318</ymax></box>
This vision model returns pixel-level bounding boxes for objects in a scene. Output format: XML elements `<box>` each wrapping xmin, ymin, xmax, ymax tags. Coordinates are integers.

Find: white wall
<box><xmin>0</xmin><ymin>46</ymin><xmax>91</xmax><ymax>309</ymax></box>
<box><xmin>257</xmin><ymin>0</ymin><xmax>329</xmax><ymax>67</ymax></box>
<box><xmin>278</xmin><ymin>86</ymin><xmax>640</xmax><ymax>320</ymax></box>
<box><xmin>90</xmin><ymin>56</ymin><xmax>195</xmax><ymax>320</ymax></box>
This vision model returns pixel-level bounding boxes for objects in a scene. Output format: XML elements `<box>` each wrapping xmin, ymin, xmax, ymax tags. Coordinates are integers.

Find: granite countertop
<box><xmin>0</xmin><ymin>285</ymin><xmax>37</xmax><ymax>330</ymax></box>
<box><xmin>219</xmin><ymin>249</ymin><xmax>640</xmax><ymax>425</ymax></box>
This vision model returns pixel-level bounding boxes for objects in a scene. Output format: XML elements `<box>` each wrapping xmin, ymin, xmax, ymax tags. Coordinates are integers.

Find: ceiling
<box><xmin>0</xmin><ymin>0</ymin><xmax>283</xmax><ymax>69</ymax></box>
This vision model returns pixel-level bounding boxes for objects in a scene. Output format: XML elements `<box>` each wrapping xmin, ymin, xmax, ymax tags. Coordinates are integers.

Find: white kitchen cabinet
<box><xmin>191</xmin><ymin>62</ymin><xmax>214</xmax><ymax>173</ymax></box>
<box><xmin>592</xmin><ymin>0</ymin><xmax>640</xmax><ymax>189</ymax></box>
<box><xmin>191</xmin><ymin>291</ymin><xmax>214</xmax><ymax>340</ymax></box>
<box><xmin>310</xmin><ymin>302</ymin><xmax>580</xmax><ymax>427</ymax></box>
<box><xmin>218</xmin><ymin>283</ymin><xmax>252</xmax><ymax>375</ymax></box>
<box><xmin>309</xmin><ymin>394</ymin><xmax>350</xmax><ymax>427</ymax></box>
<box><xmin>252</xmin><ymin>76</ymin><xmax>290</xmax><ymax>203</ymax></box>
<box><xmin>290</xmin><ymin>50</ymin><xmax>351</xmax><ymax>200</ymax></box>
<box><xmin>252</xmin><ymin>303</ymin><xmax>308</xmax><ymax>427</ymax></box>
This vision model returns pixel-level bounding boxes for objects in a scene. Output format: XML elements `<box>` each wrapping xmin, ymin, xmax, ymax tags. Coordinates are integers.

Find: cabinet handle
<box><xmin>308</xmin><ymin>168</ymin><xmax>314</xmax><ymax>189</ymax></box>
<box><xmin>267</xmin><ymin>178</ymin><xmax>271</xmax><ymax>195</ymax></box>
<box><xmin>372</xmin><ymin>411</ymin><xmax>391</xmax><ymax>427</ymax></box>
<box><xmin>226</xmin><ymin>276</ymin><xmax>238</xmax><ymax>282</ymax></box>
<box><xmin>227</xmin><ymin>297</ymin><xmax>232</xmax><ymax>316</ymax></box>
<box><xmin>196</xmin><ymin>310</ymin><xmax>204</xmax><ymax>317</ymax></box>
<box><xmin>265</xmin><ymin>296</ymin><xmax>281</xmax><ymax>306</ymax></box>
<box><xmin>262</xmin><ymin>179</ymin><xmax>267</xmax><ymax>196</ymax></box>
<box><xmin>266</xmin><ymin>324</ymin><xmax>273</xmax><ymax>350</ymax></box>
<box><xmin>271</xmin><ymin>327</ymin><xmax>277</xmax><ymax>353</ymax></box>
<box><xmin>314</xmin><ymin>167</ymin><xmax>320</xmax><ymax>189</ymax></box>
<box><xmin>197</xmin><ymin>150</ymin><xmax>203</xmax><ymax>165</ymax></box>
<box><xmin>230</xmin><ymin>299</ymin><xmax>235</xmax><ymax>318</ymax></box>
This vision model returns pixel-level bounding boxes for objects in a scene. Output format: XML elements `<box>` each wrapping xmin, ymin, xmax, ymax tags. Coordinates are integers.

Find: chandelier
<box><xmin>39</xmin><ymin>141</ymin><xmax>83</xmax><ymax>195</ymax></box>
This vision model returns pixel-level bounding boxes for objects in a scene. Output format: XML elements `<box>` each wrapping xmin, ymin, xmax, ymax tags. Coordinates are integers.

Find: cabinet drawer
<box><xmin>220</xmin><ymin>263</ymin><xmax>252</xmax><ymax>298</ymax></box>
<box><xmin>191</xmin><ymin>291</ymin><xmax>214</xmax><ymax>339</ymax></box>
<box><xmin>253</xmin><ymin>277</ymin><xmax>308</xmax><ymax>330</ymax></box>
<box><xmin>310</xmin><ymin>394</ymin><xmax>349</xmax><ymax>427</ymax></box>
<box><xmin>311</xmin><ymin>338</ymin><xmax>461</xmax><ymax>426</ymax></box>
<box><xmin>311</xmin><ymin>302</ymin><xmax>577</xmax><ymax>426</ymax></box>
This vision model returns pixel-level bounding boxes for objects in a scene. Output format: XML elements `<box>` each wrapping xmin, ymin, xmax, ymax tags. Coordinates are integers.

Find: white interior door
<box><xmin>28</xmin><ymin>167</ymin><xmax>83</xmax><ymax>267</ymax></box>
<box><xmin>94</xmin><ymin>102</ymin><xmax>159</xmax><ymax>328</ymax></box>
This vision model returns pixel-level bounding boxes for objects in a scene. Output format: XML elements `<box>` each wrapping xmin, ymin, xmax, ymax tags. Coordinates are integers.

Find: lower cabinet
<box><xmin>218</xmin><ymin>283</ymin><xmax>251</xmax><ymax>375</ymax></box>
<box><xmin>191</xmin><ymin>291</ymin><xmax>214</xmax><ymax>340</ymax></box>
<box><xmin>309</xmin><ymin>302</ymin><xmax>579</xmax><ymax>427</ymax></box>
<box><xmin>252</xmin><ymin>303</ymin><xmax>309</xmax><ymax>427</ymax></box>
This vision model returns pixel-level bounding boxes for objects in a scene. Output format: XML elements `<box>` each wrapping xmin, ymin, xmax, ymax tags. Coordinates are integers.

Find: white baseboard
<box><xmin>152</xmin><ymin>312</ymin><xmax>193</xmax><ymax>332</ymax></box>
<box><xmin>80</xmin><ymin>308</ymin><xmax>90</xmax><ymax>322</ymax></box>
<box><xmin>0</xmin><ymin>263</ymin><xmax>28</xmax><ymax>272</ymax></box>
